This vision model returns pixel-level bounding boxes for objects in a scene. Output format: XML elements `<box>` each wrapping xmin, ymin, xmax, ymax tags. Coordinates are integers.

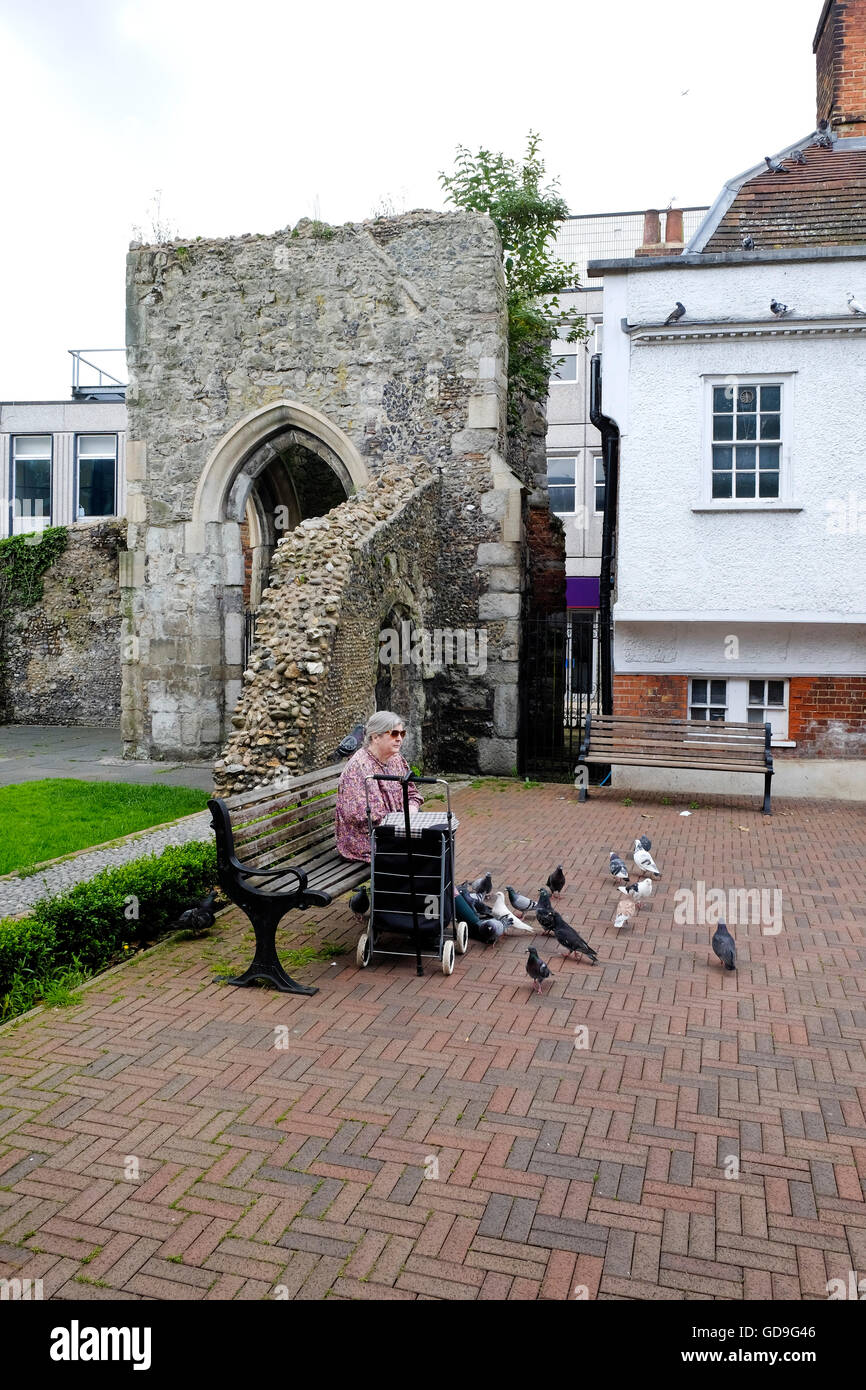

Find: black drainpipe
<box><xmin>590</xmin><ymin>353</ymin><xmax>619</xmax><ymax>716</ymax></box>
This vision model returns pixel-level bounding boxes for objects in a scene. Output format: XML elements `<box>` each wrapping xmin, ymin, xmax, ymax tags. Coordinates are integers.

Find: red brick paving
<box><xmin>1</xmin><ymin>783</ymin><xmax>864</xmax><ymax>1301</ymax></box>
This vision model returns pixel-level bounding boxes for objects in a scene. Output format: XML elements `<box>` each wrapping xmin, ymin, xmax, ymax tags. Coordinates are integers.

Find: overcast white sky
<box><xmin>1</xmin><ymin>0</ymin><xmax>823</xmax><ymax>400</ymax></box>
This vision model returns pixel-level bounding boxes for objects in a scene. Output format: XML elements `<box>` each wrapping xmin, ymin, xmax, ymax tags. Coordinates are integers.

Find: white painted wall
<box><xmin>0</xmin><ymin>400</ymin><xmax>127</xmax><ymax>536</ymax></box>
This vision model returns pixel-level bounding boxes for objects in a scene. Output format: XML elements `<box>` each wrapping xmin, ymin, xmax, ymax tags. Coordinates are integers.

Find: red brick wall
<box><xmin>525</xmin><ymin>506</ymin><xmax>566</xmax><ymax>617</ymax></box>
<box><xmin>239</xmin><ymin>520</ymin><xmax>253</xmax><ymax>609</ymax></box>
<box><xmin>613</xmin><ymin>674</ymin><xmax>688</xmax><ymax>718</ymax></box>
<box><xmin>787</xmin><ymin>675</ymin><xmax>866</xmax><ymax>758</ymax></box>
<box><xmin>814</xmin><ymin>0</ymin><xmax>866</xmax><ymax>136</ymax></box>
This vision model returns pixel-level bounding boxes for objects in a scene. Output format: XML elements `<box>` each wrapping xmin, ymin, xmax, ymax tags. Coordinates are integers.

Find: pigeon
<box><xmin>458</xmin><ymin>883</ymin><xmax>495</xmax><ymax>917</ymax></box>
<box><xmin>471</xmin><ymin>871</ymin><xmax>493</xmax><ymax>896</ymax></box>
<box><xmin>637</xmin><ymin>834</ymin><xmax>652</xmax><ymax>852</ymax></box>
<box><xmin>620</xmin><ymin>877</ymin><xmax>652</xmax><ymax>900</ymax></box>
<box><xmin>764</xmin><ymin>155</ymin><xmax>788</xmax><ymax>174</ymax></box>
<box><xmin>614</xmin><ymin>896</ymin><xmax>637</xmax><ymax>929</ymax></box>
<box><xmin>791</xmin><ymin>148</ymin><xmax>807</xmax><ymax>165</ymax></box>
<box><xmin>847</xmin><ymin>292</ymin><xmax>866</xmax><ymax>315</ymax></box>
<box><xmin>547</xmin><ymin>865</ymin><xmax>565</xmax><ymax>896</ymax></box>
<box><xmin>815</xmin><ymin>126</ymin><xmax>835</xmax><ymax>149</ymax></box>
<box><xmin>335</xmin><ymin>723</ymin><xmax>365</xmax><ymax>758</ymax></box>
<box><xmin>175</xmin><ymin>890</ymin><xmax>217</xmax><ymax>934</ymax></box>
<box><xmin>664</xmin><ymin>302</ymin><xmax>685</xmax><ymax>325</ymax></box>
<box><xmin>770</xmin><ymin>299</ymin><xmax>790</xmax><ymax>317</ymax></box>
<box><xmin>609</xmin><ymin>851</ymin><xmax>629</xmax><ymax>881</ymax></box>
<box><xmin>349</xmin><ymin>884</ymin><xmax>369</xmax><ymax>916</ymax></box>
<box><xmin>526</xmin><ymin>945</ymin><xmax>551</xmax><ymax>994</ymax></box>
<box><xmin>711</xmin><ymin>920</ymin><xmax>737</xmax><ymax>971</ymax></box>
<box><xmin>535</xmin><ymin>888</ymin><xmax>556</xmax><ymax>933</ymax></box>
<box><xmin>506</xmin><ymin>885</ymin><xmax>538</xmax><ymax>913</ymax></box>
<box><xmin>485</xmin><ymin>890</ymin><xmax>529</xmax><ymax>932</ymax></box>
<box><xmin>551</xmin><ymin>915</ymin><xmax>598</xmax><ymax>964</ymax></box>
<box><xmin>633</xmin><ymin>839</ymin><xmax>661</xmax><ymax>877</ymax></box>
<box><xmin>741</xmin><ymin>235</ymin><xmax>755</xmax><ymax>250</ymax></box>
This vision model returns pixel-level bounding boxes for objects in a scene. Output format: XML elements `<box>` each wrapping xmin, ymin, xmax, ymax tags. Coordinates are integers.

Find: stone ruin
<box><xmin>122</xmin><ymin>210</ymin><xmax>562</xmax><ymax>790</ymax></box>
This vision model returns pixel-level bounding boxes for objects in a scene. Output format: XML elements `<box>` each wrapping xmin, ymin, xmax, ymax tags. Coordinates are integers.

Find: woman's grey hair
<box><xmin>364</xmin><ymin>711</ymin><xmax>406</xmax><ymax>746</ymax></box>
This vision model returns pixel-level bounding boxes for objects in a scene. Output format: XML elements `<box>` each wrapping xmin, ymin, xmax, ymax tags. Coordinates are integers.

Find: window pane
<box><xmin>594</xmin><ymin>458</ymin><xmax>605</xmax><ymax>484</ymax></box>
<box><xmin>735</xmin><ymin>472</ymin><xmax>756</xmax><ymax>497</ymax></box>
<box><xmin>712</xmin><ymin>445</ymin><xmax>732</xmax><ymax>471</ymax></box>
<box><xmin>552</xmin><ymin>355</ymin><xmax>576</xmax><ymax>381</ymax></box>
<box><xmin>767</xmin><ymin>680</ymin><xmax>785</xmax><ymax>705</ymax></box>
<box><xmin>13</xmin><ymin>435</ymin><xmax>51</xmax><ymax>458</ymax></box>
<box><xmin>737</xmin><ymin>386</ymin><xmax>757</xmax><ymax>412</ymax></box>
<box><xmin>736</xmin><ymin>446</ymin><xmax>756</xmax><ymax>470</ymax></box>
<box><xmin>710</xmin><ymin>680</ymin><xmax>726</xmax><ymax>704</ymax></box>
<box><xmin>758</xmin><ymin>471</ymin><xmax>779</xmax><ymax>498</ymax></box>
<box><xmin>690</xmin><ymin>707</ymin><xmax>707</xmax><ymax>720</ymax></box>
<box><xmin>713</xmin><ymin>387</ymin><xmax>733</xmax><ymax>412</ymax></box>
<box><xmin>759</xmin><ymin>445</ymin><xmax>780</xmax><ymax>469</ymax></box>
<box><xmin>547</xmin><ymin>459</ymin><xmax>576</xmax><ymax>485</ymax></box>
<box><xmin>747</xmin><ymin>708</ymin><xmax>764</xmax><ymax>724</ymax></box>
<box><xmin>761</xmin><ymin>385</ymin><xmax>781</xmax><ymax>411</ymax></box>
<box><xmin>712</xmin><ymin>472</ymin><xmax>732</xmax><ymax>498</ymax></box>
<box><xmin>709</xmin><ymin>707</ymin><xmax>726</xmax><ymax>721</ymax></box>
<box><xmin>594</xmin><ymin>485</ymin><xmax>605</xmax><ymax>513</ymax></box>
<box><xmin>691</xmin><ymin>680</ymin><xmax>707</xmax><ymax>703</ymax></box>
<box><xmin>736</xmin><ymin>413</ymin><xmax>757</xmax><ymax>440</ymax></box>
<box><xmin>759</xmin><ymin>413</ymin><xmax>780</xmax><ymax>440</ymax></box>
<box><xmin>79</xmin><ymin>458</ymin><xmax>115</xmax><ymax>516</ymax></box>
<box><xmin>713</xmin><ymin>414</ymin><xmax>733</xmax><ymax>441</ymax></box>
<box><xmin>549</xmin><ymin>486</ymin><xmax>575</xmax><ymax>513</ymax></box>
<box><xmin>749</xmin><ymin>680</ymin><xmax>765</xmax><ymax>704</ymax></box>
<box><xmin>77</xmin><ymin>434</ymin><xmax>117</xmax><ymax>459</ymax></box>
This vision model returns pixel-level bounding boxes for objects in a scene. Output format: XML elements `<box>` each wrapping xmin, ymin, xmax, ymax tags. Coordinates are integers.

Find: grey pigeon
<box><xmin>741</xmin><ymin>234</ymin><xmax>755</xmax><ymax>250</ymax></box>
<box><xmin>471</xmin><ymin>871</ymin><xmax>493</xmax><ymax>896</ymax></box>
<box><xmin>547</xmin><ymin>864</ymin><xmax>565</xmax><ymax>895</ymax></box>
<box><xmin>711</xmin><ymin>920</ymin><xmax>737</xmax><ymax>971</ymax></box>
<box><xmin>764</xmin><ymin>155</ymin><xmax>788</xmax><ymax>174</ymax></box>
<box><xmin>770</xmin><ymin>299</ymin><xmax>790</xmax><ymax>317</ymax></box>
<box><xmin>526</xmin><ymin>945</ymin><xmax>551</xmax><ymax>994</ymax></box>
<box><xmin>176</xmin><ymin>890</ymin><xmax>217</xmax><ymax>934</ymax></box>
<box><xmin>664</xmin><ymin>301</ymin><xmax>685</xmax><ymax>325</ymax></box>
<box><xmin>847</xmin><ymin>292</ymin><xmax>866</xmax><ymax>315</ymax></box>
<box><xmin>335</xmin><ymin>723</ymin><xmax>365</xmax><ymax>758</ymax></box>
<box><xmin>349</xmin><ymin>884</ymin><xmax>369</xmax><ymax>916</ymax></box>
<box><xmin>609</xmin><ymin>851</ymin><xmax>629</xmax><ymax>881</ymax></box>
<box><xmin>815</xmin><ymin>123</ymin><xmax>835</xmax><ymax>149</ymax></box>
<box><xmin>791</xmin><ymin>148</ymin><xmax>807</xmax><ymax>165</ymax></box>
<box><xmin>638</xmin><ymin>834</ymin><xmax>652</xmax><ymax>852</ymax></box>
<box><xmin>507</xmin><ymin>885</ymin><xmax>538</xmax><ymax>913</ymax></box>
<box><xmin>551</xmin><ymin>914</ymin><xmax>598</xmax><ymax>965</ymax></box>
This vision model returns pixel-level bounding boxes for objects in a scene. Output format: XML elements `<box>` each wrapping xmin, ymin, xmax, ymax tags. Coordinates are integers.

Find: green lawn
<box><xmin>0</xmin><ymin>780</ymin><xmax>210</xmax><ymax>877</ymax></box>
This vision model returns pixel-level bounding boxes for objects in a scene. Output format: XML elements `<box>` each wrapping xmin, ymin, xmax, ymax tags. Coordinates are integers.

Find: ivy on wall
<box><xmin>0</xmin><ymin>528</ymin><xmax>69</xmax><ymax>705</ymax></box>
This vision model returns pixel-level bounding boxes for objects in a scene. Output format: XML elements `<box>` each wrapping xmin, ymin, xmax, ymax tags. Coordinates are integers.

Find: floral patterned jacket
<box><xmin>335</xmin><ymin>746</ymin><xmax>423</xmax><ymax>863</ymax></box>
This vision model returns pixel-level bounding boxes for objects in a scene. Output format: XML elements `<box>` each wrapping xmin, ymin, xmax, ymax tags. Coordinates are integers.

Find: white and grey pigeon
<box><xmin>764</xmin><ymin>155</ymin><xmax>788</xmax><ymax>174</ymax></box>
<box><xmin>711</xmin><ymin>920</ymin><xmax>737</xmax><ymax>971</ymax></box>
<box><xmin>847</xmin><ymin>292</ymin><xmax>866</xmax><ymax>315</ymax></box>
<box><xmin>741</xmin><ymin>234</ymin><xmax>755</xmax><ymax>250</ymax></box>
<box><xmin>633</xmin><ymin>839</ymin><xmax>661</xmax><ymax>878</ymax></box>
<box><xmin>609</xmin><ymin>851</ymin><xmax>629</xmax><ymax>881</ymax></box>
<box><xmin>486</xmin><ymin>890</ymin><xmax>533</xmax><ymax>933</ymax></box>
<box><xmin>770</xmin><ymin>299</ymin><xmax>790</xmax><ymax>317</ymax></box>
<box><xmin>506</xmin><ymin>885</ymin><xmax>538</xmax><ymax>913</ymax></box>
<box><xmin>620</xmin><ymin>877</ymin><xmax>652</xmax><ymax>900</ymax></box>
<box><xmin>664</xmin><ymin>301</ymin><xmax>685</xmax><ymax>326</ymax></box>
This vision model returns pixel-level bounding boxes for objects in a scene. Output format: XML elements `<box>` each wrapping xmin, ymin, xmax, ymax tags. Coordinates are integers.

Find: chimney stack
<box><xmin>635</xmin><ymin>208</ymin><xmax>686</xmax><ymax>258</ymax></box>
<box><xmin>814</xmin><ymin>0</ymin><xmax>866</xmax><ymax>138</ymax></box>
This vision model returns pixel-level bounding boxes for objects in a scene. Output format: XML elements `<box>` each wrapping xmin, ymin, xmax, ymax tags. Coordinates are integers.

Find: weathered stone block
<box><xmin>478</xmin><ymin>592</ymin><xmax>520</xmax><ymax>620</ymax></box>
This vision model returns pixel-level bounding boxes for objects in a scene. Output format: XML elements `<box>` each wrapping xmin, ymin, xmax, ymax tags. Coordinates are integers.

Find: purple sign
<box><xmin>566</xmin><ymin>576</ymin><xmax>600</xmax><ymax>609</ymax></box>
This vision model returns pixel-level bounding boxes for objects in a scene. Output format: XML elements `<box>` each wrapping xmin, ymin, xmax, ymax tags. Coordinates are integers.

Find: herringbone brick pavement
<box><xmin>1</xmin><ymin>784</ymin><xmax>864</xmax><ymax>1301</ymax></box>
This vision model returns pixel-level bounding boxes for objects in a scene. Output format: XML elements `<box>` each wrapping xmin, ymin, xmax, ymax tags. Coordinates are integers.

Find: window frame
<box><xmin>593</xmin><ymin>455</ymin><xmax>605</xmax><ymax>514</ymax></box>
<box><xmin>75</xmin><ymin>432</ymin><xmax>118</xmax><ymax>519</ymax></box>
<box><xmin>546</xmin><ymin>455</ymin><xmax>578</xmax><ymax>515</ymax></box>
<box><xmin>549</xmin><ymin>343</ymin><xmax>578</xmax><ymax>385</ymax></box>
<box><xmin>688</xmin><ymin>676</ymin><xmax>790</xmax><ymax>741</ymax></box>
<box><xmin>701</xmin><ymin>373</ymin><xmax>795</xmax><ymax>509</ymax></box>
<box><xmin>10</xmin><ymin>434</ymin><xmax>53</xmax><ymax>535</ymax></box>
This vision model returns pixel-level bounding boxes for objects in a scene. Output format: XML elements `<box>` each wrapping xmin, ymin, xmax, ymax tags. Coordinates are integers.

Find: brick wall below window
<box><xmin>787</xmin><ymin>676</ymin><xmax>866</xmax><ymax>758</ymax></box>
<box><xmin>613</xmin><ymin>674</ymin><xmax>688</xmax><ymax>718</ymax></box>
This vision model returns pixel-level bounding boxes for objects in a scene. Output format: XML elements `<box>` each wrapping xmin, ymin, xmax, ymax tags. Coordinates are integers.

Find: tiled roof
<box><xmin>704</xmin><ymin>143</ymin><xmax>866</xmax><ymax>251</ymax></box>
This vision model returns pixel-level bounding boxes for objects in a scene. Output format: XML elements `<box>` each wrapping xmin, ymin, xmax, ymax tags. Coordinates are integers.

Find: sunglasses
<box><xmin>389</xmin><ymin>729</ymin><xmax>406</xmax><ymax>738</ymax></box>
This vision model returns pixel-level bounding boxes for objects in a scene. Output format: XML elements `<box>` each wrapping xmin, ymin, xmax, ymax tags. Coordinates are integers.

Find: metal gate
<box><xmin>518</xmin><ymin>611</ymin><xmax>604</xmax><ymax>782</ymax></box>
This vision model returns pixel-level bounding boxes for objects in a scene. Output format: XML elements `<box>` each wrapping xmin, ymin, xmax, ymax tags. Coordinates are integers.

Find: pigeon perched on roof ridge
<box><xmin>711</xmin><ymin>920</ymin><xmax>737</xmax><ymax>971</ymax></box>
<box><xmin>526</xmin><ymin>945</ymin><xmax>551</xmax><ymax>994</ymax></box>
<box><xmin>791</xmin><ymin>148</ymin><xmax>807</xmax><ymax>165</ymax></box>
<box><xmin>764</xmin><ymin>155</ymin><xmax>788</xmax><ymax>174</ymax></box>
<box><xmin>741</xmin><ymin>234</ymin><xmax>755</xmax><ymax>250</ymax></box>
<box><xmin>664</xmin><ymin>301</ymin><xmax>685</xmax><ymax>326</ymax></box>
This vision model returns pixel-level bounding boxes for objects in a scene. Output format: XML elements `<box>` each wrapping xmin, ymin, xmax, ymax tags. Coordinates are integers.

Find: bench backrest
<box><xmin>218</xmin><ymin>763</ymin><xmax>345</xmax><ymax>872</ymax></box>
<box><xmin>588</xmin><ymin>713</ymin><xmax>769</xmax><ymax>765</ymax></box>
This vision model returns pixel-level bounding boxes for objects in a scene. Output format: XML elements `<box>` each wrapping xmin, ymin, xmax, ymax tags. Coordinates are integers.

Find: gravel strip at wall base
<box><xmin>0</xmin><ymin>811</ymin><xmax>214</xmax><ymax>917</ymax></box>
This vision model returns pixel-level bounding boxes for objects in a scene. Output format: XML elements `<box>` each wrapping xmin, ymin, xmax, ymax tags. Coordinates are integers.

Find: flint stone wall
<box><xmin>2</xmin><ymin>521</ymin><xmax>123</xmax><ymax>725</ymax></box>
<box><xmin>124</xmin><ymin>210</ymin><xmax>529</xmax><ymax>773</ymax></box>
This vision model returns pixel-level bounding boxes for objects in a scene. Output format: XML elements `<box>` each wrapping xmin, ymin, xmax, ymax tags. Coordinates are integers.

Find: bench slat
<box><xmin>589</xmin><ymin>714</ymin><xmax>760</xmax><ymax>732</ymax></box>
<box><xmin>224</xmin><ymin>763</ymin><xmax>347</xmax><ymax>812</ymax></box>
<box><xmin>233</xmin><ymin>799</ymin><xmax>338</xmax><ymax>854</ymax></box>
<box><xmin>587</xmin><ymin>737</ymin><xmax>765</xmax><ymax>762</ymax></box>
<box><xmin>582</xmin><ymin>753</ymin><xmax>766</xmax><ymax>773</ymax></box>
<box><xmin>229</xmin><ymin>783</ymin><xmax>340</xmax><ymax>828</ymax></box>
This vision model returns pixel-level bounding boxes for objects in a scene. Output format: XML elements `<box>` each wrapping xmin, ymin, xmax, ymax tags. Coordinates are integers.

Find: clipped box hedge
<box><xmin>0</xmin><ymin>840</ymin><xmax>217</xmax><ymax>1020</ymax></box>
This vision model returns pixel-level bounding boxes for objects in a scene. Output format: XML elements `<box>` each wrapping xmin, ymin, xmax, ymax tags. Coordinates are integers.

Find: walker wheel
<box><xmin>356</xmin><ymin>933</ymin><xmax>371</xmax><ymax>968</ymax></box>
<box><xmin>442</xmin><ymin>940</ymin><xmax>455</xmax><ymax>976</ymax></box>
<box><xmin>455</xmin><ymin>921</ymin><xmax>469</xmax><ymax>955</ymax></box>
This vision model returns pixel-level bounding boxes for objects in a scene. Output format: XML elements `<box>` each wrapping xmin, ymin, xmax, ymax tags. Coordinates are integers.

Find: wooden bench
<box><xmin>208</xmin><ymin>764</ymin><xmax>368</xmax><ymax>995</ymax></box>
<box><xmin>575</xmin><ymin>713</ymin><xmax>774</xmax><ymax>815</ymax></box>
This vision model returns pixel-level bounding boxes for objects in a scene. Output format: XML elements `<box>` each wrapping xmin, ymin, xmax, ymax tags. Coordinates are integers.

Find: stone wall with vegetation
<box><xmin>1</xmin><ymin>521</ymin><xmax>123</xmax><ymax>726</ymax></box>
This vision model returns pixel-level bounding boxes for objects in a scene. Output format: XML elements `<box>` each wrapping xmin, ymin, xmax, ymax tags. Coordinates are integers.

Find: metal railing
<box><xmin>69</xmin><ymin>349</ymin><xmax>128</xmax><ymax>399</ymax></box>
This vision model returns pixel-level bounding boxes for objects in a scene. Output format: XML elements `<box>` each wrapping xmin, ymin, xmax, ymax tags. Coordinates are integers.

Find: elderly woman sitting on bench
<box><xmin>335</xmin><ymin>711</ymin><xmax>423</xmax><ymax>864</ymax></box>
